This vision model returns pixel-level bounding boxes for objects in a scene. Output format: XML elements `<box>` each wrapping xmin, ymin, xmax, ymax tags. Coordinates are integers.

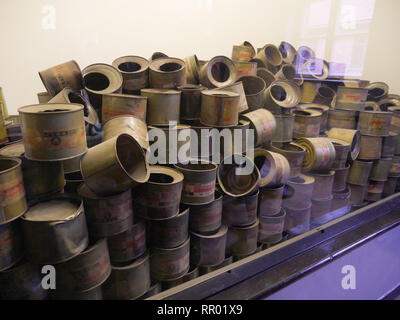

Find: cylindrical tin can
<box><xmin>150</xmin><ymin>237</ymin><xmax>190</xmax><ymax>281</ymax></box>
<box><xmin>222</xmin><ymin>190</ymin><xmax>258</xmax><ymax>227</ymax></box>
<box><xmin>258</xmin><ymin>185</ymin><xmax>284</xmax><ymax>217</ymax></box>
<box><xmin>279</xmin><ymin>41</ymin><xmax>296</xmax><ymax>64</ymax></box>
<box><xmin>199</xmin><ymin>56</ymin><xmax>237</xmax><ymax>88</ymax></box>
<box><xmin>327</xmin><ymin>109</ymin><xmax>357</xmax><ymax>130</ymax></box>
<box><xmin>0</xmin><ymin>260</ymin><xmax>47</xmax><ymax>300</ymax></box>
<box><xmin>219</xmin><ymin>119</ymin><xmax>249</xmax><ymax>157</ymax></box>
<box><xmin>311</xmin><ymin>170</ymin><xmax>335</xmax><ymax>201</ymax></box>
<box><xmin>199</xmin><ymin>255</ymin><xmax>233</xmax><ymax>275</ymax></box>
<box><xmin>0</xmin><ymin>220</ymin><xmax>23</xmax><ymax>272</ymax></box>
<box><xmin>242</xmin><ymin>108</ymin><xmax>276</xmax><ymax>146</ymax></box>
<box><xmin>162</xmin><ymin>265</ymin><xmax>199</xmax><ymax>290</ymax></box>
<box><xmin>232</xmin><ymin>45</ymin><xmax>254</xmax><ymax>62</ymax></box>
<box><xmin>54</xmin><ymin>238</ymin><xmax>111</xmax><ymax>292</ymax></box>
<box><xmin>253</xmin><ymin>149</ymin><xmax>290</xmax><ymax>187</ymax></box>
<box><xmin>200</xmin><ymin>90</ymin><xmax>239</xmax><ymax>127</ymax></box>
<box><xmin>297</xmin><ymin>137</ymin><xmax>336</xmax><ymax>171</ymax></box>
<box><xmin>382</xmin><ymin>132</ymin><xmax>398</xmax><ymax>158</ymax></box>
<box><xmin>331</xmin><ymin>187</ymin><xmax>351</xmax><ymax>212</ymax></box>
<box><xmin>329</xmin><ymin>138</ymin><xmax>351</xmax><ymax>169</ymax></box>
<box><xmin>0</xmin><ymin>157</ymin><xmax>27</xmax><ymax>225</ymax></box>
<box><xmin>313</xmin><ymin>86</ymin><xmax>336</xmax><ymax>106</ymax></box>
<box><xmin>237</xmin><ymin>76</ymin><xmax>266</xmax><ymax>111</ymax></box>
<box><xmin>255</xmin><ymin>44</ymin><xmax>283</xmax><ymax>72</ymax></box>
<box><xmin>256</xmin><ymin>68</ymin><xmax>275</xmax><ymax>88</ymax></box>
<box><xmin>133</xmin><ymin>165</ymin><xmax>183</xmax><ymax>219</ymax></box>
<box><xmin>358</xmin><ymin>135</ymin><xmax>382</xmax><ymax>160</ymax></box>
<box><xmin>389</xmin><ymin>106</ymin><xmax>400</xmax><ymax>133</ymax></box>
<box><xmin>102</xmin><ymin>115</ymin><xmax>148</xmax><ymax>150</ymax></box>
<box><xmin>227</xmin><ymin>219</ymin><xmax>259</xmax><ymax>256</ymax></box>
<box><xmin>366</xmin><ymin>82</ymin><xmax>389</xmax><ymax>102</ymax></box>
<box><xmin>0</xmin><ymin>142</ymin><xmax>65</xmax><ymax>202</ymax></box>
<box><xmin>275</xmin><ymin>64</ymin><xmax>296</xmax><ymax>81</ymax></box>
<box><xmin>190</xmin><ymin>225</ymin><xmax>227</xmax><ymax>267</ymax></box>
<box><xmin>298</xmin><ymin>104</ymin><xmax>330</xmax><ymax>133</ymax></box>
<box><xmin>335</xmin><ymin>87</ymin><xmax>368</xmax><ymax>111</ymax></box>
<box><xmin>175</xmin><ymin>160</ymin><xmax>217</xmax><ymax>205</ymax></box>
<box><xmin>389</xmin><ymin>156</ymin><xmax>400</xmax><ymax>177</ymax></box>
<box><xmin>141</xmin><ymin>88</ymin><xmax>180</xmax><ymax>126</ymax></box>
<box><xmin>112</xmin><ymin>56</ymin><xmax>149</xmax><ymax>93</ymax></box>
<box><xmin>21</xmin><ymin>195</ymin><xmax>89</xmax><ymax>264</ymax></box>
<box><xmin>147</xmin><ymin>206</ymin><xmax>189</xmax><ymax>249</ymax></box>
<box><xmin>370</xmin><ymin>158</ymin><xmax>392</xmax><ymax>181</ymax></box>
<box><xmin>78</xmin><ymin>184</ymin><xmax>133</xmax><ymax>237</ymax></box>
<box><xmin>327</xmin><ymin>128</ymin><xmax>361</xmax><ymax>160</ymax></box>
<box><xmin>271</xmin><ymin>113</ymin><xmax>294</xmax><ymax>143</ymax></box>
<box><xmin>357</xmin><ymin>111</ymin><xmax>392</xmax><ymax>136</ymax></box>
<box><xmin>218</xmin><ymin>154</ymin><xmax>260</xmax><ymax>197</ymax></box>
<box><xmin>64</xmin><ymin>170</ymin><xmax>84</xmax><ymax>195</ymax></box>
<box><xmin>348</xmin><ymin>184</ymin><xmax>367</xmax><ymax>206</ymax></box>
<box><xmin>234</xmin><ymin>61</ymin><xmax>257</xmax><ymax>78</ymax></box>
<box><xmin>211</xmin><ymin>81</ymin><xmax>248</xmax><ymax>113</ymax></box>
<box><xmin>258</xmin><ymin>208</ymin><xmax>286</xmax><ymax>244</ymax></box>
<box><xmin>284</xmin><ymin>174</ymin><xmax>315</xmax><ymax>209</ymax></box>
<box><xmin>366</xmin><ymin>180</ymin><xmax>384</xmax><ymax>202</ymax></box>
<box><xmin>268</xmin><ymin>142</ymin><xmax>305</xmax><ymax>178</ymax></box>
<box><xmin>103</xmin><ymin>252</ymin><xmax>151</xmax><ymax>300</ymax></box>
<box><xmin>311</xmin><ymin>197</ymin><xmax>332</xmax><ymax>219</ymax></box>
<box><xmin>333</xmin><ymin>164</ymin><xmax>350</xmax><ymax>192</ymax></box>
<box><xmin>283</xmin><ymin>205</ymin><xmax>311</xmax><ymax>235</ymax></box>
<box><xmin>383</xmin><ymin>177</ymin><xmax>398</xmax><ymax>196</ymax></box>
<box><xmin>293</xmin><ymin>109</ymin><xmax>322</xmax><ymax>138</ymax></box>
<box><xmin>149</xmin><ymin>57</ymin><xmax>186</xmax><ymax>89</ymax></box>
<box><xmin>19</xmin><ymin>104</ymin><xmax>87</xmax><ymax>161</ymax></box>
<box><xmin>183</xmin><ymin>55</ymin><xmax>200</xmax><ymax>85</ymax></box>
<box><xmin>101</xmin><ymin>93</ymin><xmax>147</xmax><ymax>123</ymax></box>
<box><xmin>264</xmin><ymin>80</ymin><xmax>302</xmax><ymax>113</ymax></box>
<box><xmin>178</xmin><ymin>85</ymin><xmax>204</xmax><ymax>121</ymax></box>
<box><xmin>81</xmin><ymin>134</ymin><xmax>149</xmax><ymax>196</ymax></box>
<box><xmin>37</xmin><ymin>92</ymin><xmax>52</xmax><ymax>104</ymax></box>
<box><xmin>347</xmin><ymin>160</ymin><xmax>373</xmax><ymax>185</ymax></box>
<box><xmin>189</xmin><ymin>192</ymin><xmax>223</xmax><ymax>234</ymax></box>
<box><xmin>107</xmin><ymin>220</ymin><xmax>146</xmax><ymax>263</ymax></box>
<box><xmin>39</xmin><ymin>60</ymin><xmax>83</xmax><ymax>96</ymax></box>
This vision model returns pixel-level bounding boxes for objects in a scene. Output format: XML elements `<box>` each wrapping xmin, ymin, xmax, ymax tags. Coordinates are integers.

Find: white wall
<box><xmin>0</xmin><ymin>0</ymin><xmax>399</xmax><ymax>114</ymax></box>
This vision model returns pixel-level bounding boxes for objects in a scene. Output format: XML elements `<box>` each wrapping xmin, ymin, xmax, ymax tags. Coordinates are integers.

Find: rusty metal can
<box><xmin>255</xmin><ymin>44</ymin><xmax>283</xmax><ymax>72</ymax></box>
<box><xmin>370</xmin><ymin>158</ymin><xmax>392</xmax><ymax>181</ymax></box>
<box><xmin>103</xmin><ymin>252</ymin><xmax>151</xmax><ymax>300</ymax></box>
<box><xmin>178</xmin><ymin>84</ymin><xmax>204</xmax><ymax>121</ymax></box>
<box><xmin>211</xmin><ymin>81</ymin><xmax>248</xmax><ymax>113</ymax></box>
<box><xmin>37</xmin><ymin>92</ymin><xmax>52</xmax><ymax>104</ymax></box>
<box><xmin>39</xmin><ymin>60</ymin><xmax>83</xmax><ymax>96</ymax></box>
<box><xmin>298</xmin><ymin>104</ymin><xmax>330</xmax><ymax>133</ymax></box>
<box><xmin>150</xmin><ymin>237</ymin><xmax>190</xmax><ymax>281</ymax></box>
<box><xmin>310</xmin><ymin>170</ymin><xmax>335</xmax><ymax>201</ymax></box>
<box><xmin>0</xmin><ymin>142</ymin><xmax>65</xmax><ymax>202</ymax></box>
<box><xmin>175</xmin><ymin>160</ymin><xmax>217</xmax><ymax>205</ymax></box>
<box><xmin>258</xmin><ymin>208</ymin><xmax>286</xmax><ymax>244</ymax></box>
<box><xmin>382</xmin><ymin>132</ymin><xmax>398</xmax><ymax>158</ymax></box>
<box><xmin>383</xmin><ymin>176</ymin><xmax>398</xmax><ymax>196</ymax></box>
<box><xmin>222</xmin><ymin>190</ymin><xmax>258</xmax><ymax>227</ymax></box>
<box><xmin>313</xmin><ymin>86</ymin><xmax>336</xmax><ymax>106</ymax></box>
<box><xmin>335</xmin><ymin>87</ymin><xmax>368</xmax><ymax>111</ymax></box>
<box><xmin>19</xmin><ymin>103</ymin><xmax>87</xmax><ymax>161</ymax></box>
<box><xmin>227</xmin><ymin>219</ymin><xmax>259</xmax><ymax>256</ymax></box>
<box><xmin>54</xmin><ymin>238</ymin><xmax>111</xmax><ymax>292</ymax></box>
<box><xmin>0</xmin><ymin>220</ymin><xmax>23</xmax><ymax>272</ymax></box>
<box><xmin>327</xmin><ymin>128</ymin><xmax>361</xmax><ymax>160</ymax></box>
<box><xmin>283</xmin><ymin>205</ymin><xmax>311</xmax><ymax>235</ymax></box>
<box><xmin>149</xmin><ymin>57</ymin><xmax>185</xmax><ymax>89</ymax></box>
<box><xmin>199</xmin><ymin>255</ymin><xmax>233</xmax><ymax>275</ymax></box>
<box><xmin>219</xmin><ymin>119</ymin><xmax>250</xmax><ymax>157</ymax></box>
<box><xmin>275</xmin><ymin>64</ymin><xmax>296</xmax><ymax>81</ymax></box>
<box><xmin>258</xmin><ymin>185</ymin><xmax>284</xmax><ymax>217</ymax></box>
<box><xmin>183</xmin><ymin>55</ymin><xmax>200</xmax><ymax>85</ymax></box>
<box><xmin>234</xmin><ymin>61</ymin><xmax>257</xmax><ymax>78</ymax></box>
<box><xmin>311</xmin><ymin>197</ymin><xmax>332</xmax><ymax>220</ymax></box>
<box><xmin>21</xmin><ymin>195</ymin><xmax>89</xmax><ymax>264</ymax></box>
<box><xmin>284</xmin><ymin>174</ymin><xmax>315</xmax><ymax>209</ymax></box>
<box><xmin>102</xmin><ymin>93</ymin><xmax>147</xmax><ymax>123</ymax></box>
<box><xmin>328</xmin><ymin>138</ymin><xmax>351</xmax><ymax>169</ymax></box>
<box><xmin>253</xmin><ymin>149</ymin><xmax>290</xmax><ymax>187</ymax></box>
<box><xmin>389</xmin><ymin>156</ymin><xmax>400</xmax><ymax>177</ymax></box>
<box><xmin>347</xmin><ymin>160</ymin><xmax>373</xmax><ymax>185</ymax></box>
<box><xmin>264</xmin><ymin>80</ymin><xmax>302</xmax><ymax>113</ymax></box>
<box><xmin>327</xmin><ymin>109</ymin><xmax>357</xmax><ymax>130</ymax></box>
<box><xmin>279</xmin><ymin>41</ymin><xmax>296</xmax><ymax>64</ymax></box>
<box><xmin>268</xmin><ymin>142</ymin><xmax>305</xmax><ymax>178</ymax></box>
<box><xmin>81</xmin><ymin>134</ymin><xmax>149</xmax><ymax>197</ymax></box>
<box><xmin>141</xmin><ymin>88</ymin><xmax>180</xmax><ymax>125</ymax></box>
<box><xmin>297</xmin><ymin>137</ymin><xmax>336</xmax><ymax>171</ymax></box>
<box><xmin>102</xmin><ymin>115</ymin><xmax>149</xmax><ymax>150</ymax></box>
<box><xmin>242</xmin><ymin>108</ymin><xmax>276</xmax><ymax>146</ymax></box>
<box><xmin>348</xmin><ymin>184</ymin><xmax>367</xmax><ymax>206</ymax></box>
<box><xmin>189</xmin><ymin>191</ymin><xmax>223</xmax><ymax>234</ymax></box>
<box><xmin>357</xmin><ymin>110</ymin><xmax>392</xmax><ymax>136</ymax></box>
<box><xmin>333</xmin><ymin>164</ymin><xmax>350</xmax><ymax>192</ymax></box>
<box><xmin>358</xmin><ymin>135</ymin><xmax>382</xmax><ymax>160</ymax></box>
<box><xmin>0</xmin><ymin>157</ymin><xmax>27</xmax><ymax>225</ymax></box>
<box><xmin>112</xmin><ymin>56</ymin><xmax>149</xmax><ymax>93</ymax></box>
<box><xmin>237</xmin><ymin>76</ymin><xmax>266</xmax><ymax>111</ymax></box>
<box><xmin>200</xmin><ymin>90</ymin><xmax>239</xmax><ymax>127</ymax></box>
<box><xmin>0</xmin><ymin>260</ymin><xmax>47</xmax><ymax>300</ymax></box>
<box><xmin>190</xmin><ymin>225</ymin><xmax>227</xmax><ymax>267</ymax></box>
<box><xmin>271</xmin><ymin>113</ymin><xmax>294</xmax><ymax>143</ymax></box>
<box><xmin>366</xmin><ymin>180</ymin><xmax>384</xmax><ymax>202</ymax></box>
<box><xmin>232</xmin><ymin>45</ymin><xmax>254</xmax><ymax>62</ymax></box>
<box><xmin>199</xmin><ymin>56</ymin><xmax>237</xmax><ymax>88</ymax></box>
<box><xmin>293</xmin><ymin>109</ymin><xmax>322</xmax><ymax>138</ymax></box>
<box><xmin>107</xmin><ymin>220</ymin><xmax>146</xmax><ymax>263</ymax></box>
<box><xmin>147</xmin><ymin>206</ymin><xmax>189</xmax><ymax>249</ymax></box>
<box><xmin>78</xmin><ymin>184</ymin><xmax>133</xmax><ymax>237</ymax></box>
<box><xmin>161</xmin><ymin>265</ymin><xmax>199</xmax><ymax>290</ymax></box>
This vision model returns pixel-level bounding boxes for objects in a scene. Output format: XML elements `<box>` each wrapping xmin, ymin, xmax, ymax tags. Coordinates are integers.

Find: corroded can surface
<box><xmin>222</xmin><ymin>190</ymin><xmax>258</xmax><ymax>227</ymax></box>
<box><xmin>357</xmin><ymin>111</ymin><xmax>392</xmax><ymax>136</ymax></box>
<box><xmin>264</xmin><ymin>80</ymin><xmax>301</xmax><ymax>113</ymax></box>
<box><xmin>227</xmin><ymin>219</ymin><xmax>259</xmax><ymax>256</ymax></box>
<box><xmin>258</xmin><ymin>185</ymin><xmax>284</xmax><ymax>217</ymax></box>
<box><xmin>232</xmin><ymin>45</ymin><xmax>254</xmax><ymax>62</ymax></box>
<box><xmin>389</xmin><ymin>106</ymin><xmax>400</xmax><ymax>133</ymax></box>
<box><xmin>327</xmin><ymin>128</ymin><xmax>361</xmax><ymax>161</ymax></box>
<box><xmin>293</xmin><ymin>109</ymin><xmax>322</xmax><ymax>138</ymax></box>
<box><xmin>298</xmin><ymin>104</ymin><xmax>330</xmax><ymax>133</ymax></box>
<box><xmin>200</xmin><ymin>90</ymin><xmax>239</xmax><ymax>127</ymax></box>
<box><xmin>149</xmin><ymin>57</ymin><xmax>186</xmax><ymax>89</ymax></box>
<box><xmin>284</xmin><ymin>174</ymin><xmax>315</xmax><ymax>209</ymax></box>
<box><xmin>253</xmin><ymin>149</ymin><xmax>290</xmax><ymax>187</ymax></box>
<box><xmin>112</xmin><ymin>56</ymin><xmax>149</xmax><ymax>93</ymax></box>
<box><xmin>19</xmin><ymin>104</ymin><xmax>87</xmax><ymax>161</ymax></box>
<box><xmin>258</xmin><ymin>208</ymin><xmax>286</xmax><ymax>244</ymax></box>
<box><xmin>211</xmin><ymin>81</ymin><xmax>248</xmax><ymax>113</ymax></box>
<box><xmin>189</xmin><ymin>192</ymin><xmax>223</xmax><ymax>234</ymax></box>
<box><xmin>327</xmin><ymin>109</ymin><xmax>357</xmax><ymax>130</ymax></box>
<box><xmin>255</xmin><ymin>44</ymin><xmax>283</xmax><ymax>72</ymax></box>
<box><xmin>311</xmin><ymin>170</ymin><xmax>335</xmax><ymax>201</ymax></box>
<box><xmin>297</xmin><ymin>137</ymin><xmax>336</xmax><ymax>171</ymax></box>
<box><xmin>0</xmin><ymin>220</ymin><xmax>23</xmax><ymax>272</ymax></box>
<box><xmin>178</xmin><ymin>85</ymin><xmax>204</xmax><ymax>121</ymax></box>
<box><xmin>358</xmin><ymin>135</ymin><xmax>382</xmax><ymax>160</ymax></box>
<box><xmin>234</xmin><ymin>61</ymin><xmax>257</xmax><ymax>78</ymax></box>
<box><xmin>268</xmin><ymin>142</ymin><xmax>305</xmax><ymax>178</ymax></box>
<box><xmin>242</xmin><ymin>108</ymin><xmax>277</xmax><ymax>146</ymax></box>
<box><xmin>237</xmin><ymin>75</ymin><xmax>266</xmax><ymax>111</ymax></box>
<box><xmin>102</xmin><ymin>93</ymin><xmax>147</xmax><ymax>123</ymax></box>
<box><xmin>335</xmin><ymin>87</ymin><xmax>368</xmax><ymax>111</ymax></box>
<box><xmin>382</xmin><ymin>132</ymin><xmax>398</xmax><ymax>158</ymax></box>
<box><xmin>183</xmin><ymin>55</ymin><xmax>200</xmax><ymax>85</ymax></box>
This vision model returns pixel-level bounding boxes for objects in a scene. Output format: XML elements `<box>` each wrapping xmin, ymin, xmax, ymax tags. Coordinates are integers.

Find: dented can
<box><xmin>357</xmin><ymin>110</ymin><xmax>392</xmax><ymax>136</ymax></box>
<box><xmin>199</xmin><ymin>56</ymin><xmax>237</xmax><ymax>88</ymax></box>
<box><xmin>227</xmin><ymin>219</ymin><xmax>259</xmax><ymax>256</ymax></box>
<box><xmin>370</xmin><ymin>158</ymin><xmax>392</xmax><ymax>181</ymax></box>
<box><xmin>298</xmin><ymin>104</ymin><xmax>330</xmax><ymax>133</ymax></box>
<box><xmin>268</xmin><ymin>142</ymin><xmax>305</xmax><ymax>178</ymax></box>
<box><xmin>189</xmin><ymin>192</ymin><xmax>223</xmax><ymax>234</ymax></box>
<box><xmin>183</xmin><ymin>55</ymin><xmax>200</xmax><ymax>85</ymax></box>
<box><xmin>258</xmin><ymin>208</ymin><xmax>286</xmax><ymax>244</ymax></box>
<box><xmin>358</xmin><ymin>135</ymin><xmax>382</xmax><ymax>160</ymax></box>
<box><xmin>329</xmin><ymin>138</ymin><xmax>351</xmax><ymax>169</ymax></box>
<box><xmin>0</xmin><ymin>220</ymin><xmax>23</xmax><ymax>272</ymax></box>
<box><xmin>149</xmin><ymin>57</ymin><xmax>186</xmax><ymax>89</ymax></box>
<box><xmin>253</xmin><ymin>149</ymin><xmax>290</xmax><ymax>187</ymax></box>
<box><xmin>19</xmin><ymin>104</ymin><xmax>87</xmax><ymax>161</ymax></box>
<box><xmin>234</xmin><ymin>61</ymin><xmax>257</xmax><ymax>78</ymax></box>
<box><xmin>200</xmin><ymin>90</ymin><xmax>239</xmax><ymax>127</ymax></box>
<box><xmin>297</xmin><ymin>137</ymin><xmax>336</xmax><ymax>171</ymax></box>
<box><xmin>102</xmin><ymin>93</ymin><xmax>147</xmax><ymax>123</ymax></box>
<box><xmin>242</xmin><ymin>108</ymin><xmax>276</xmax><ymax>146</ymax></box>
<box><xmin>112</xmin><ymin>56</ymin><xmax>149</xmax><ymax>94</ymax></box>
<box><xmin>293</xmin><ymin>109</ymin><xmax>322</xmax><ymax>138</ymax></box>
<box><xmin>271</xmin><ymin>113</ymin><xmax>294</xmax><ymax>143</ymax></box>
<box><xmin>222</xmin><ymin>190</ymin><xmax>258</xmax><ymax>227</ymax></box>
<box><xmin>178</xmin><ymin>84</ymin><xmax>204</xmax><ymax>121</ymax></box>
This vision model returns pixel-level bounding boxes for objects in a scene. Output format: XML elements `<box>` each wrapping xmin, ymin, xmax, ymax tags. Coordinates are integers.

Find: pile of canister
<box><xmin>1</xmin><ymin>40</ymin><xmax>400</xmax><ymax>300</ymax></box>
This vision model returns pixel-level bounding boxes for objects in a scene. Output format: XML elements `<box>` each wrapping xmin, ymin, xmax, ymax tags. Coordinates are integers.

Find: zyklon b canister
<box><xmin>222</xmin><ymin>190</ymin><xmax>258</xmax><ymax>227</ymax></box>
<box><xmin>382</xmin><ymin>132</ymin><xmax>398</xmax><ymax>158</ymax></box>
<box><xmin>236</xmin><ymin>75</ymin><xmax>266</xmax><ymax>111</ymax></box>
<box><xmin>211</xmin><ymin>81</ymin><xmax>248</xmax><ymax>113</ymax></box>
<box><xmin>293</xmin><ymin>109</ymin><xmax>322</xmax><ymax>138</ymax></box>
<box><xmin>242</xmin><ymin>108</ymin><xmax>276</xmax><ymax>146</ymax></box>
<box><xmin>189</xmin><ymin>192</ymin><xmax>223</xmax><ymax>234</ymax></box>
<box><xmin>347</xmin><ymin>160</ymin><xmax>373</xmax><ymax>185</ymax></box>
<box><xmin>183</xmin><ymin>55</ymin><xmax>200</xmax><ymax>85</ymax></box>
<box><xmin>234</xmin><ymin>61</ymin><xmax>257</xmax><ymax>78</ymax></box>
<box><xmin>112</xmin><ymin>55</ymin><xmax>149</xmax><ymax>93</ymax></box>
<box><xmin>283</xmin><ymin>205</ymin><xmax>311</xmax><ymax>235</ymax></box>
<box><xmin>369</xmin><ymin>158</ymin><xmax>392</xmax><ymax>182</ymax></box>
<box><xmin>133</xmin><ymin>165</ymin><xmax>183</xmax><ymax>219</ymax></box>
<box><xmin>21</xmin><ymin>195</ymin><xmax>89</xmax><ymax>264</ymax></box>
<box><xmin>297</xmin><ymin>137</ymin><xmax>336</xmax><ymax>171</ymax></box>
<box><xmin>358</xmin><ymin>135</ymin><xmax>382</xmax><ymax>160</ymax></box>
<box><xmin>268</xmin><ymin>142</ymin><xmax>305</xmax><ymax>178</ymax></box>
<box><xmin>253</xmin><ymin>149</ymin><xmax>290</xmax><ymax>188</ymax></box>
<box><xmin>178</xmin><ymin>84</ymin><xmax>204</xmax><ymax>121</ymax></box>
<box><xmin>327</xmin><ymin>128</ymin><xmax>361</xmax><ymax>161</ymax></box>
<box><xmin>141</xmin><ymin>89</ymin><xmax>180</xmax><ymax>126</ymax></box>
<box><xmin>335</xmin><ymin>86</ymin><xmax>368</xmax><ymax>111</ymax></box>
<box><xmin>149</xmin><ymin>57</ymin><xmax>186</xmax><ymax>89</ymax></box>
<box><xmin>311</xmin><ymin>170</ymin><xmax>335</xmax><ymax>201</ymax></box>
<box><xmin>232</xmin><ymin>45</ymin><xmax>254</xmax><ymax>62</ymax></box>
<box><xmin>383</xmin><ymin>177</ymin><xmax>398</xmax><ymax>196</ymax></box>
<box><xmin>258</xmin><ymin>208</ymin><xmax>286</xmax><ymax>244</ymax></box>
<box><xmin>357</xmin><ymin>110</ymin><xmax>392</xmax><ymax>136</ymax></box>
<box><xmin>102</xmin><ymin>93</ymin><xmax>147</xmax><ymax>123</ymax></box>
<box><xmin>78</xmin><ymin>184</ymin><xmax>133</xmax><ymax>237</ymax></box>
<box><xmin>199</xmin><ymin>56</ymin><xmax>237</xmax><ymax>88</ymax></box>
<box><xmin>329</xmin><ymin>138</ymin><xmax>351</xmax><ymax>169</ymax></box>
<box><xmin>258</xmin><ymin>185</ymin><xmax>284</xmax><ymax>217</ymax></box>
<box><xmin>327</xmin><ymin>109</ymin><xmax>357</xmax><ymax>130</ymax></box>
<box><xmin>0</xmin><ymin>220</ymin><xmax>23</xmax><ymax>272</ymax></box>
<box><xmin>298</xmin><ymin>104</ymin><xmax>330</xmax><ymax>133</ymax></box>
<box><xmin>200</xmin><ymin>90</ymin><xmax>239</xmax><ymax>127</ymax></box>
<box><xmin>227</xmin><ymin>219</ymin><xmax>259</xmax><ymax>256</ymax></box>
<box><xmin>366</xmin><ymin>180</ymin><xmax>384</xmax><ymax>202</ymax></box>
<box><xmin>190</xmin><ymin>225</ymin><xmax>227</xmax><ymax>267</ymax></box>
<box><xmin>271</xmin><ymin>113</ymin><xmax>294</xmax><ymax>143</ymax></box>
<box><xmin>284</xmin><ymin>174</ymin><xmax>315</xmax><ymax>209</ymax></box>
<box><xmin>19</xmin><ymin>104</ymin><xmax>87</xmax><ymax>161</ymax></box>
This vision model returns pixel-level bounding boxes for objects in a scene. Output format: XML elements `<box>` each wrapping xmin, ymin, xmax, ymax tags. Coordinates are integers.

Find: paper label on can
<box><xmin>368</xmin><ymin>182</ymin><xmax>384</xmax><ymax>193</ymax></box>
<box><xmin>114</xmin><ymin>227</ymin><xmax>146</xmax><ymax>251</ymax></box>
<box><xmin>0</xmin><ymin>176</ymin><xmax>25</xmax><ymax>207</ymax></box>
<box><xmin>236</xmin><ymin>64</ymin><xmax>256</xmax><ymax>77</ymax></box>
<box><xmin>341</xmin><ymin>92</ymin><xmax>367</xmax><ymax>104</ymax></box>
<box><xmin>315</xmin><ymin>140</ymin><xmax>332</xmax><ymax>166</ymax></box>
<box><xmin>23</xmin><ymin>125</ymin><xmax>85</xmax><ymax>151</ymax></box>
<box><xmin>367</xmin><ymin>118</ymin><xmax>390</xmax><ymax>130</ymax></box>
<box><xmin>182</xmin><ymin>181</ymin><xmax>215</xmax><ymax>198</ymax></box>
